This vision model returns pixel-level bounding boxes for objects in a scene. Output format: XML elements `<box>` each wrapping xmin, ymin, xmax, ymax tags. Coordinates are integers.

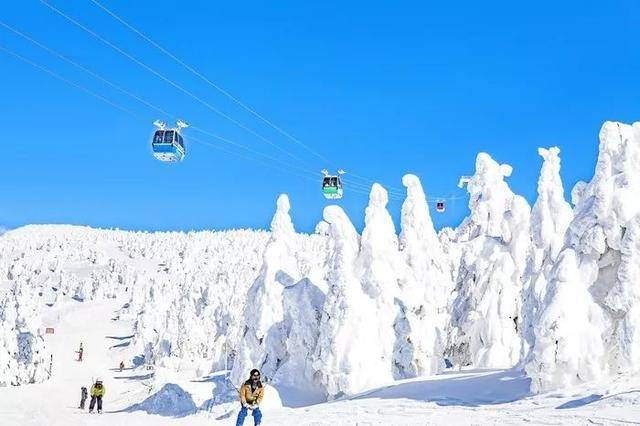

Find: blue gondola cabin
<box><xmin>152</xmin><ymin>129</ymin><xmax>185</xmax><ymax>162</ymax></box>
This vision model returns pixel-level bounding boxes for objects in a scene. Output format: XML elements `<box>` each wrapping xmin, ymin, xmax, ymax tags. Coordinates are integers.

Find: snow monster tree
<box><xmin>520</xmin><ymin>147</ymin><xmax>573</xmax><ymax>356</ymax></box>
<box><xmin>394</xmin><ymin>174</ymin><xmax>452</xmax><ymax>378</ymax></box>
<box><xmin>527</xmin><ymin>121</ymin><xmax>640</xmax><ymax>392</ymax></box>
<box><xmin>447</xmin><ymin>153</ymin><xmax>531</xmax><ymax>368</ymax></box>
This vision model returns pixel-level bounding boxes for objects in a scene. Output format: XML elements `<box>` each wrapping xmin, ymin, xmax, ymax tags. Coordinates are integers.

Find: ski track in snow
<box><xmin>0</xmin><ymin>299</ymin><xmax>638</xmax><ymax>425</ymax></box>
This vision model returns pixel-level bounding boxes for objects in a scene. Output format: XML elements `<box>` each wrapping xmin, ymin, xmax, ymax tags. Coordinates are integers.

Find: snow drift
<box><xmin>126</xmin><ymin>383</ymin><xmax>197</xmax><ymax>417</ymax></box>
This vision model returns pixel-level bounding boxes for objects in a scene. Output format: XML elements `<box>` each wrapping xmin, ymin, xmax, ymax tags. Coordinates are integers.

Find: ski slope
<box><xmin>0</xmin><ymin>296</ymin><xmax>639</xmax><ymax>425</ymax></box>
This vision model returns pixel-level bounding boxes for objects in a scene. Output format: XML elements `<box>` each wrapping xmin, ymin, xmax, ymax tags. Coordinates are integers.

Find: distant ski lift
<box><xmin>458</xmin><ymin>176</ymin><xmax>471</xmax><ymax>189</ymax></box>
<box><xmin>435</xmin><ymin>200</ymin><xmax>445</xmax><ymax>213</ymax></box>
<box><xmin>151</xmin><ymin>119</ymin><xmax>188</xmax><ymax>162</ymax></box>
<box><xmin>322</xmin><ymin>169</ymin><xmax>344</xmax><ymax>200</ymax></box>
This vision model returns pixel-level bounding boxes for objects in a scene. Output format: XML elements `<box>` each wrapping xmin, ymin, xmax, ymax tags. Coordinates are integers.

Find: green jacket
<box><xmin>90</xmin><ymin>383</ymin><xmax>105</xmax><ymax>397</ymax></box>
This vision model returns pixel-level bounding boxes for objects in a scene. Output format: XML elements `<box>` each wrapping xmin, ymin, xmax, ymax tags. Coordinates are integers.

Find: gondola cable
<box><xmin>0</xmin><ymin>19</ymin><xmax>331</xmax><ymax>179</ymax></box>
<box><xmin>0</xmin><ymin>41</ymin><xmax>389</xmax><ymax>202</ymax></box>
<box><xmin>7</xmin><ymin>3</ymin><xmax>460</xmax><ymax>204</ymax></box>
<box><xmin>82</xmin><ymin>0</ymin><xmax>405</xmax><ymax>192</ymax></box>
<box><xmin>39</xmin><ymin>0</ymin><xmax>459</xmax><ymax>200</ymax></box>
<box><xmin>37</xmin><ymin>0</ymin><xmax>318</xmax><ymax>171</ymax></box>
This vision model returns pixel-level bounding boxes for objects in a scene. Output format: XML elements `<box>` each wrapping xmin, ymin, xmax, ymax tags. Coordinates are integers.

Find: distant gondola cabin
<box><xmin>152</xmin><ymin>129</ymin><xmax>185</xmax><ymax>162</ymax></box>
<box><xmin>322</xmin><ymin>175</ymin><xmax>343</xmax><ymax>199</ymax></box>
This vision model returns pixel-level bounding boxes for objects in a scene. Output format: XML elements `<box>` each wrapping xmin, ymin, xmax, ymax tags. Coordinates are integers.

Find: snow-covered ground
<box><xmin>1</xmin><ymin>296</ymin><xmax>639</xmax><ymax>425</ymax></box>
<box><xmin>2</xmin><ymin>121</ymin><xmax>640</xmax><ymax>424</ymax></box>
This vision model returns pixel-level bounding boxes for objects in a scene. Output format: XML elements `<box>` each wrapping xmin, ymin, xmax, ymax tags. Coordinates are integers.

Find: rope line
<box><xmin>0</xmin><ymin>19</ymin><xmax>172</xmax><ymax>119</ymax></box>
<box><xmin>8</xmin><ymin>3</ymin><xmax>466</xmax><ymax>204</ymax></box>
<box><xmin>0</xmin><ymin>43</ymin><xmax>323</xmax><ymax>185</ymax></box>
<box><xmin>0</xmin><ymin>43</ymin><xmax>140</xmax><ymax>119</ymax></box>
<box><xmin>88</xmin><ymin>0</ymin><xmax>331</xmax><ymax>166</ymax></box>
<box><xmin>0</xmin><ymin>19</ymin><xmax>323</xmax><ymax>180</ymax></box>
<box><xmin>84</xmin><ymin>0</ymin><xmax>407</xmax><ymax>192</ymax></box>
<box><xmin>38</xmin><ymin>0</ymin><xmax>316</xmax><ymax>169</ymax></box>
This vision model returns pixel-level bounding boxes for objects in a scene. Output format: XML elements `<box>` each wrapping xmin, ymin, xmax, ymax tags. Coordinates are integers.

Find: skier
<box><xmin>88</xmin><ymin>379</ymin><xmax>105</xmax><ymax>414</ymax></box>
<box><xmin>235</xmin><ymin>369</ymin><xmax>264</xmax><ymax>426</ymax></box>
<box><xmin>79</xmin><ymin>386</ymin><xmax>88</xmax><ymax>409</ymax></box>
<box><xmin>119</xmin><ymin>361</ymin><xmax>124</xmax><ymax>372</ymax></box>
<box><xmin>77</xmin><ymin>342</ymin><xmax>84</xmax><ymax>362</ymax></box>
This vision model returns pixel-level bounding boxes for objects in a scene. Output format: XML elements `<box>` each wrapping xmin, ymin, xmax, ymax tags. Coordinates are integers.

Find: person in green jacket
<box><xmin>88</xmin><ymin>379</ymin><xmax>105</xmax><ymax>413</ymax></box>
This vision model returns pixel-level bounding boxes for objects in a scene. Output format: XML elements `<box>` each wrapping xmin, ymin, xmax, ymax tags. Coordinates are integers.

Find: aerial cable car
<box><xmin>151</xmin><ymin>119</ymin><xmax>188</xmax><ymax>162</ymax></box>
<box><xmin>435</xmin><ymin>200</ymin><xmax>446</xmax><ymax>213</ymax></box>
<box><xmin>458</xmin><ymin>176</ymin><xmax>471</xmax><ymax>189</ymax></box>
<box><xmin>321</xmin><ymin>169</ymin><xmax>345</xmax><ymax>200</ymax></box>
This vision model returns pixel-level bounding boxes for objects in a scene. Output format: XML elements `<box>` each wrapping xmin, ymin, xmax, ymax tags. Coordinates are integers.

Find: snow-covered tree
<box><xmin>448</xmin><ymin>153</ymin><xmax>531</xmax><ymax>368</ymax></box>
<box><xmin>609</xmin><ymin>213</ymin><xmax>640</xmax><ymax>372</ymax></box>
<box><xmin>273</xmin><ymin>277</ymin><xmax>326</xmax><ymax>391</ymax></box>
<box><xmin>394</xmin><ymin>174</ymin><xmax>451</xmax><ymax>378</ymax></box>
<box><xmin>525</xmin><ymin>248</ymin><xmax>606</xmax><ymax>392</ymax></box>
<box><xmin>527</xmin><ymin>121</ymin><xmax>640</xmax><ymax>391</ymax></box>
<box><xmin>0</xmin><ymin>283</ymin><xmax>49</xmax><ymax>386</ymax></box>
<box><xmin>313</xmin><ymin>205</ymin><xmax>373</xmax><ymax>398</ymax></box>
<box><xmin>521</xmin><ymin>147</ymin><xmax>573</xmax><ymax>354</ymax></box>
<box><xmin>356</xmin><ymin>184</ymin><xmax>403</xmax><ymax>382</ymax></box>
<box><xmin>231</xmin><ymin>194</ymin><xmax>301</xmax><ymax>385</ymax></box>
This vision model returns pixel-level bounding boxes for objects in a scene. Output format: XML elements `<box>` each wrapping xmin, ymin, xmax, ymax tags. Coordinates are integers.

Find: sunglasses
<box><xmin>251</xmin><ymin>374</ymin><xmax>260</xmax><ymax>378</ymax></box>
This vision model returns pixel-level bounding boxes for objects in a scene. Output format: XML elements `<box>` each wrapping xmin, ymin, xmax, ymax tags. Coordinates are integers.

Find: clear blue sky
<box><xmin>1</xmin><ymin>0</ymin><xmax>638</xmax><ymax>233</ymax></box>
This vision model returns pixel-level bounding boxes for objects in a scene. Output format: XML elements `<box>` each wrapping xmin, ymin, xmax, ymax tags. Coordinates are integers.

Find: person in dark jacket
<box><xmin>79</xmin><ymin>386</ymin><xmax>88</xmax><ymax>409</ymax></box>
<box><xmin>235</xmin><ymin>369</ymin><xmax>264</xmax><ymax>426</ymax></box>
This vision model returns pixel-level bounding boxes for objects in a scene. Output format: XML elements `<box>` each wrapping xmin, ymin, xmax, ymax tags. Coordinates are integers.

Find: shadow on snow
<box><xmin>350</xmin><ymin>368</ymin><xmax>531</xmax><ymax>408</ymax></box>
<box><xmin>105</xmin><ymin>334</ymin><xmax>135</xmax><ymax>340</ymax></box>
<box><xmin>556</xmin><ymin>390</ymin><xmax>640</xmax><ymax>410</ymax></box>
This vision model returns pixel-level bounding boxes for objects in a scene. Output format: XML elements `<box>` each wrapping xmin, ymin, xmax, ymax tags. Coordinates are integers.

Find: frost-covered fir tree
<box><xmin>356</xmin><ymin>184</ymin><xmax>403</xmax><ymax>382</ymax></box>
<box><xmin>0</xmin><ymin>283</ymin><xmax>49</xmax><ymax>386</ymax></box>
<box><xmin>273</xmin><ymin>277</ymin><xmax>326</xmax><ymax>391</ymax></box>
<box><xmin>525</xmin><ymin>248</ymin><xmax>606</xmax><ymax>392</ymax></box>
<box><xmin>231</xmin><ymin>194</ymin><xmax>300</xmax><ymax>385</ymax></box>
<box><xmin>448</xmin><ymin>153</ymin><xmax>531</xmax><ymax>368</ymax></box>
<box><xmin>394</xmin><ymin>174</ymin><xmax>451</xmax><ymax>378</ymax></box>
<box><xmin>521</xmin><ymin>147</ymin><xmax>573</xmax><ymax>354</ymax></box>
<box><xmin>527</xmin><ymin>121</ymin><xmax>640</xmax><ymax>392</ymax></box>
<box><xmin>610</xmin><ymin>213</ymin><xmax>640</xmax><ymax>372</ymax></box>
<box><xmin>261</xmin><ymin>218</ymin><xmax>331</xmax><ymax>393</ymax></box>
<box><xmin>313</xmin><ymin>205</ymin><xmax>377</xmax><ymax>398</ymax></box>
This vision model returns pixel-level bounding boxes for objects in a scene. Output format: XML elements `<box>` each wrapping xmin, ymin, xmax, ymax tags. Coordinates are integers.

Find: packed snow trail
<box><xmin>0</xmin><ymin>298</ymin><xmax>213</xmax><ymax>425</ymax></box>
<box><xmin>1</xmin><ymin>297</ymin><xmax>640</xmax><ymax>425</ymax></box>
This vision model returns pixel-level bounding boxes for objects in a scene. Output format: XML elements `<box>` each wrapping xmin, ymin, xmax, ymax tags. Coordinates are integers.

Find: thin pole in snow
<box><xmin>224</xmin><ymin>342</ymin><xmax>227</xmax><ymax>373</ymax></box>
